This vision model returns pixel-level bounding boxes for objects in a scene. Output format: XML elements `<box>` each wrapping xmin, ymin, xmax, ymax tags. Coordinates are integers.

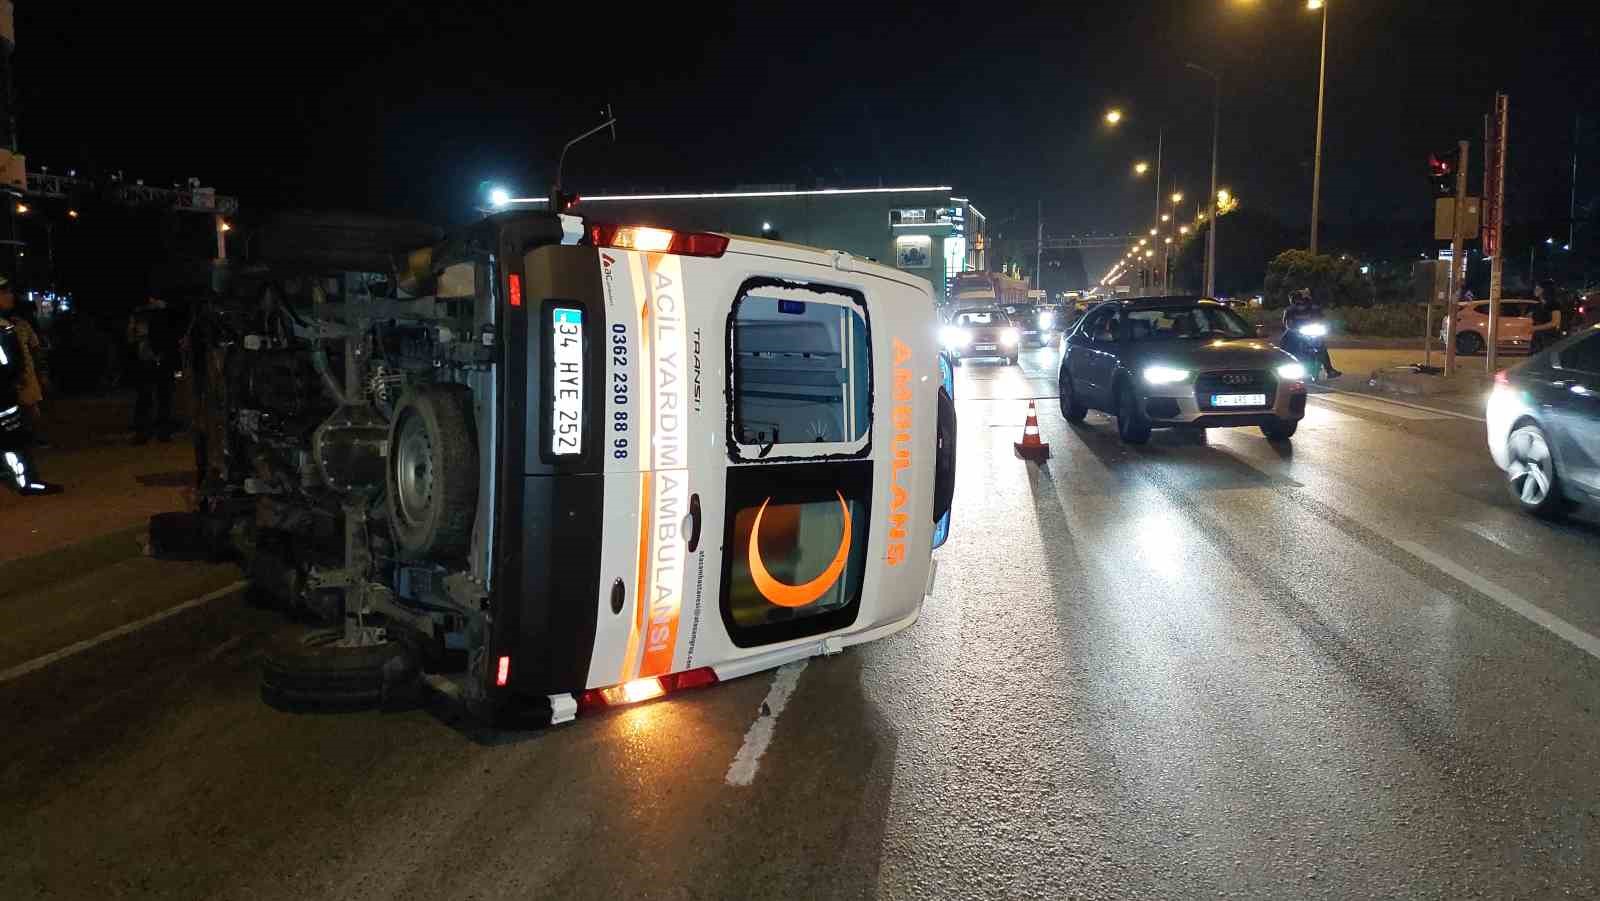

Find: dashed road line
<box><xmin>1395</xmin><ymin>541</ymin><xmax>1600</xmax><ymax>663</ymax></box>
<box><xmin>0</xmin><ymin>580</ymin><xmax>248</xmax><ymax>686</ymax></box>
<box><xmin>725</xmin><ymin>659</ymin><xmax>808</xmax><ymax>787</ymax></box>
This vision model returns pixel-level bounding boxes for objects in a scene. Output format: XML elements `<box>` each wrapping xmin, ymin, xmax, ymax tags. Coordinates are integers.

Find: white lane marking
<box><xmin>1299</xmin><ymin>403</ymin><xmax>1360</xmax><ymax>424</ymax></box>
<box><xmin>1315</xmin><ymin>392</ymin><xmax>1451</xmax><ymax>421</ymax></box>
<box><xmin>1395</xmin><ymin>541</ymin><xmax>1600</xmax><ymax>662</ymax></box>
<box><xmin>1459</xmin><ymin>520</ymin><xmax>1520</xmax><ymax>553</ymax></box>
<box><xmin>1316</xmin><ymin>386</ymin><xmax>1485</xmax><ymax>423</ymax></box>
<box><xmin>0</xmin><ymin>580</ymin><xmax>248</xmax><ymax>686</ymax></box>
<box><xmin>724</xmin><ymin>659</ymin><xmax>809</xmax><ymax>787</ymax></box>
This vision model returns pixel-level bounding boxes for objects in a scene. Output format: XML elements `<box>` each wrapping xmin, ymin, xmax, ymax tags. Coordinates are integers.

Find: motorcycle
<box><xmin>1282</xmin><ymin>321</ymin><xmax>1329</xmax><ymax>383</ymax></box>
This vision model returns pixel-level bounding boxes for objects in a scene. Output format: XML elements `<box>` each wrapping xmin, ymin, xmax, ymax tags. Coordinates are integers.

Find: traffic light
<box><xmin>1428</xmin><ymin>153</ymin><xmax>1454</xmax><ymax>195</ymax></box>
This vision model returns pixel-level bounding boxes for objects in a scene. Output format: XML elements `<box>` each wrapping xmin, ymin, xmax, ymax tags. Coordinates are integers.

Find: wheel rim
<box><xmin>395</xmin><ymin>412</ymin><xmax>435</xmax><ymax>527</ymax></box>
<box><xmin>1507</xmin><ymin>427</ymin><xmax>1553</xmax><ymax>506</ymax></box>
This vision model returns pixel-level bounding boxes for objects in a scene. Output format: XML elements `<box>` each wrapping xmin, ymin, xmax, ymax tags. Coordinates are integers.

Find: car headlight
<box><xmin>1000</xmin><ymin>328</ymin><xmax>1021</xmax><ymax>347</ymax></box>
<box><xmin>941</xmin><ymin>326</ymin><xmax>971</xmax><ymax>349</ymax></box>
<box><xmin>1142</xmin><ymin>365</ymin><xmax>1191</xmax><ymax>385</ymax></box>
<box><xmin>1297</xmin><ymin>322</ymin><xmax>1328</xmax><ymax>338</ymax></box>
<box><xmin>1276</xmin><ymin>362</ymin><xmax>1307</xmax><ymax>381</ymax></box>
<box><xmin>1038</xmin><ymin>312</ymin><xmax>1056</xmax><ymax>330</ymax></box>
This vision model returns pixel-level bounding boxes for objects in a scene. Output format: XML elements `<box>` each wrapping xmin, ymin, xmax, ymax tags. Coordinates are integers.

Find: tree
<box><xmin>1172</xmin><ymin>208</ymin><xmax>1296</xmax><ymax>298</ymax></box>
<box><xmin>1263</xmin><ymin>250</ymin><xmax>1370</xmax><ymax>309</ymax></box>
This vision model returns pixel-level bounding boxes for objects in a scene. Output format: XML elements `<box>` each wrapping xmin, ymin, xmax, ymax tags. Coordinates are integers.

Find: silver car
<box><xmin>1058</xmin><ymin>297</ymin><xmax>1310</xmax><ymax>444</ymax></box>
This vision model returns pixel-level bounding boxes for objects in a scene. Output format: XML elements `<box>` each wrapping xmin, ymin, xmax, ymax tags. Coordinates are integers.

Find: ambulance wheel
<box><xmin>386</xmin><ymin>385</ymin><xmax>478</xmax><ymax>562</ymax></box>
<box><xmin>260</xmin><ymin>627</ymin><xmax>417</xmax><ymax>711</ymax></box>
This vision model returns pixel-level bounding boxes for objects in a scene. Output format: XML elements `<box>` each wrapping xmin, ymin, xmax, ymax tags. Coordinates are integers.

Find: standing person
<box><xmin>127</xmin><ymin>294</ymin><xmax>179</xmax><ymax>443</ymax></box>
<box><xmin>0</xmin><ymin>276</ymin><xmax>46</xmax><ymax>426</ymax></box>
<box><xmin>1531</xmin><ymin>280</ymin><xmax>1563</xmax><ymax>353</ymax></box>
<box><xmin>0</xmin><ymin>317</ymin><xmax>62</xmax><ymax>495</ymax></box>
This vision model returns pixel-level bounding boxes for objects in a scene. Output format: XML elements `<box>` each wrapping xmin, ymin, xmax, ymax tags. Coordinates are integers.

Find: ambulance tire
<box><xmin>386</xmin><ymin>385</ymin><xmax>478</xmax><ymax>562</ymax></box>
<box><xmin>260</xmin><ymin>627</ymin><xmax>418</xmax><ymax>711</ymax></box>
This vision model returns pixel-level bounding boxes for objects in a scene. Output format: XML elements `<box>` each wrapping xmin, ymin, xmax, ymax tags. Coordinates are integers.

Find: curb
<box><xmin>1366</xmin><ymin>365</ymin><xmax>1493</xmax><ymax>399</ymax></box>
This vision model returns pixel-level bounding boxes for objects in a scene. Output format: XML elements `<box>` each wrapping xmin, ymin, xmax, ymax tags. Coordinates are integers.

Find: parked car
<box><xmin>1442</xmin><ymin>299</ymin><xmax>1536</xmax><ymax>356</ymax></box>
<box><xmin>1058</xmin><ymin>297</ymin><xmax>1308</xmax><ymax>444</ymax></box>
<box><xmin>1486</xmin><ymin>324</ymin><xmax>1600</xmax><ymax>517</ymax></box>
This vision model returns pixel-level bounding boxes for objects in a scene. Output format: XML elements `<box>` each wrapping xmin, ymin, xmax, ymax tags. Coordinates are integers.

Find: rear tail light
<box><xmin>507</xmin><ymin>272</ymin><xmax>523</xmax><ymax>308</ymax></box>
<box><xmin>578</xmin><ymin>667</ymin><xmax>721</xmax><ymax>711</ymax></box>
<box><xmin>496</xmin><ymin>655</ymin><xmax>511</xmax><ymax>687</ymax></box>
<box><xmin>589</xmin><ymin>224</ymin><xmax>729</xmax><ymax>258</ymax></box>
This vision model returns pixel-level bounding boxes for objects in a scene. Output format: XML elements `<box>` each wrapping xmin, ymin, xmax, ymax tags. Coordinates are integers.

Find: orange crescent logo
<box><xmin>748</xmin><ymin>491</ymin><xmax>852</xmax><ymax>608</ymax></box>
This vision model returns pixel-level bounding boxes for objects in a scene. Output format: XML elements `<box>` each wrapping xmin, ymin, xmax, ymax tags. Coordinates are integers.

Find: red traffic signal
<box><xmin>1428</xmin><ymin>153</ymin><xmax>1454</xmax><ymax>195</ymax></box>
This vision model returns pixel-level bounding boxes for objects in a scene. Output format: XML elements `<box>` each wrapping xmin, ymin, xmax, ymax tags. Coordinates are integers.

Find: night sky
<box><xmin>14</xmin><ymin>1</ymin><xmax>1598</xmax><ymax>277</ymax></box>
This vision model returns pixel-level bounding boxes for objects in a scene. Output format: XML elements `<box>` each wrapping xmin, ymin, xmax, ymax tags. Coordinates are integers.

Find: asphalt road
<box><xmin>5</xmin><ymin>345</ymin><xmax>1600</xmax><ymax>899</ymax></box>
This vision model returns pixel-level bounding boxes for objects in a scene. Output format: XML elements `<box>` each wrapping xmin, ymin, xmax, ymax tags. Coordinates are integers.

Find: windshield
<box><xmin>954</xmin><ymin>309</ymin><xmax>1010</xmax><ymax>328</ymax></box>
<box><xmin>1124</xmin><ymin>306</ymin><xmax>1253</xmax><ymax>342</ymax></box>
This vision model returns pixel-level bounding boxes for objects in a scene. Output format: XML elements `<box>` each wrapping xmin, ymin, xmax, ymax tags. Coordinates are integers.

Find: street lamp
<box><xmin>1171</xmin><ymin>192</ymin><xmax>1184</xmax><ymax>204</ymax></box>
<box><xmin>1161</xmin><ymin>213</ymin><xmax>1171</xmax><ymax>222</ymax></box>
<box><xmin>1308</xmin><ymin>0</ymin><xmax>1329</xmax><ymax>253</ymax></box>
<box><xmin>1185</xmin><ymin>61</ymin><xmax>1222</xmax><ymax>296</ymax></box>
<box><xmin>1179</xmin><ymin>225</ymin><xmax>1190</xmax><ymax>235</ymax></box>
<box><xmin>1149</xmin><ymin>228</ymin><xmax>1158</xmax><ymax>236</ymax></box>
<box><xmin>1107</xmin><ymin>107</ymin><xmax>1166</xmax><ymax>244</ymax></box>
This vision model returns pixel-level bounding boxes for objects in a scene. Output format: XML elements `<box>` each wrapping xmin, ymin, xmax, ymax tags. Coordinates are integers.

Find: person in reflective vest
<box><xmin>0</xmin><ymin>318</ymin><xmax>62</xmax><ymax>495</ymax></box>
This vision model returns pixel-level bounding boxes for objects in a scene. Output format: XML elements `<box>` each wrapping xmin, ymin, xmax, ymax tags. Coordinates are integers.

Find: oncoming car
<box><xmin>160</xmin><ymin>211</ymin><xmax>956</xmax><ymax>726</ymax></box>
<box><xmin>1057</xmin><ymin>297</ymin><xmax>1308</xmax><ymax>444</ymax></box>
<box><xmin>941</xmin><ymin>306</ymin><xmax>1021</xmax><ymax>365</ymax></box>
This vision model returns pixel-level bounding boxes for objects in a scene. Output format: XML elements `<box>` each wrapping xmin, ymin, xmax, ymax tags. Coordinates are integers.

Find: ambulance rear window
<box><xmin>731</xmin><ymin>284</ymin><xmax>871</xmax><ymax>461</ymax></box>
<box><xmin>719</xmin><ymin>459</ymin><xmax>872</xmax><ymax>646</ymax></box>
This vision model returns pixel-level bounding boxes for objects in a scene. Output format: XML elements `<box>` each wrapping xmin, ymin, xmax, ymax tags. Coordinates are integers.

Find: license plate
<box><xmin>974</xmin><ymin>344</ymin><xmax>997</xmax><ymax>352</ymax></box>
<box><xmin>550</xmin><ymin>307</ymin><xmax>584</xmax><ymax>455</ymax></box>
<box><xmin>1211</xmin><ymin>393</ymin><xmax>1266</xmax><ymax>407</ymax></box>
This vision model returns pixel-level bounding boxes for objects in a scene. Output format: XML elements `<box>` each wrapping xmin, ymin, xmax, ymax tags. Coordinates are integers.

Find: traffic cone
<box><xmin>1013</xmin><ymin>400</ymin><xmax>1051</xmax><ymax>462</ymax></box>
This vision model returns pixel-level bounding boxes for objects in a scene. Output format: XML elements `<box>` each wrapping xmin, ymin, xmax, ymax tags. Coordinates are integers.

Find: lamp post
<box><xmin>1166</xmin><ymin>192</ymin><xmax>1183</xmax><ymax>291</ymax></box>
<box><xmin>1185</xmin><ymin>62</ymin><xmax>1221</xmax><ymax>296</ymax></box>
<box><xmin>1308</xmin><ymin>0</ymin><xmax>1329</xmax><ymax>254</ymax></box>
<box><xmin>1108</xmin><ymin>109</ymin><xmax>1165</xmax><ymax>245</ymax></box>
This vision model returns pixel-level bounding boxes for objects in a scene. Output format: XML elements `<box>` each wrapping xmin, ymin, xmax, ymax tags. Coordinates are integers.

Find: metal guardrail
<box><xmin>23</xmin><ymin>171</ymin><xmax>238</xmax><ymax>215</ymax></box>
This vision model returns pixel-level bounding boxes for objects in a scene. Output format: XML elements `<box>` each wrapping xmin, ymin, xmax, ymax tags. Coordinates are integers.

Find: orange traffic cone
<box><xmin>1013</xmin><ymin>400</ymin><xmax>1051</xmax><ymax>462</ymax></box>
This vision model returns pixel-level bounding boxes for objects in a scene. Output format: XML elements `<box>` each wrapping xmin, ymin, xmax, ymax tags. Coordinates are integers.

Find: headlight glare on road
<box><xmin>941</xmin><ymin>326</ymin><xmax>971</xmax><ymax>349</ymax></box>
<box><xmin>1038</xmin><ymin>311</ymin><xmax>1056</xmax><ymax>330</ymax></box>
<box><xmin>1277</xmin><ymin>362</ymin><xmax>1308</xmax><ymax>381</ymax></box>
<box><xmin>1001</xmin><ymin>328</ymin><xmax>1021</xmax><ymax>347</ymax></box>
<box><xmin>1297</xmin><ymin>322</ymin><xmax>1328</xmax><ymax>338</ymax></box>
<box><xmin>1142</xmin><ymin>365</ymin><xmax>1191</xmax><ymax>385</ymax></box>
